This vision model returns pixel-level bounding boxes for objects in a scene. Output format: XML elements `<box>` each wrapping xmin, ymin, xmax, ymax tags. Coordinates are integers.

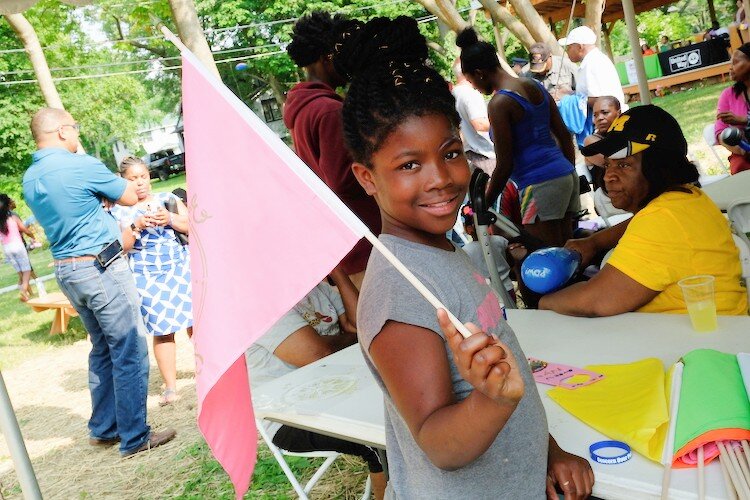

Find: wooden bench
<box><xmin>27</xmin><ymin>292</ymin><xmax>79</xmax><ymax>335</ymax></box>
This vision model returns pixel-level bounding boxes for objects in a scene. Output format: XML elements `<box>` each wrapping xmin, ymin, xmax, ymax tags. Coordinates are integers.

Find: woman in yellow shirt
<box><xmin>540</xmin><ymin>105</ymin><xmax>747</xmax><ymax>316</ymax></box>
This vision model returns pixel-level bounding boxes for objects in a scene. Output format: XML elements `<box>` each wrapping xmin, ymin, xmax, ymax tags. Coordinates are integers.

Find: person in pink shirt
<box><xmin>715</xmin><ymin>43</ymin><xmax>750</xmax><ymax>174</ymax></box>
<box><xmin>0</xmin><ymin>194</ymin><xmax>35</xmax><ymax>301</ymax></box>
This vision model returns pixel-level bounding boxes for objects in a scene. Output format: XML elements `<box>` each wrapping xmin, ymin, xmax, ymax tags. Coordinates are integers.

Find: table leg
<box><xmin>49</xmin><ymin>310</ymin><xmax>63</xmax><ymax>335</ymax></box>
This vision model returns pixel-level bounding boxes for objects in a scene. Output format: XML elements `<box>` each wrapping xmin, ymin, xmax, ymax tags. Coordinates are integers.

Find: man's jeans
<box><xmin>55</xmin><ymin>256</ymin><xmax>150</xmax><ymax>454</ymax></box>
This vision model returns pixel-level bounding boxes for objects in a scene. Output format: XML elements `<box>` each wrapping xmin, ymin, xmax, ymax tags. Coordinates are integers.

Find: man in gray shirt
<box><xmin>523</xmin><ymin>42</ymin><xmax>577</xmax><ymax>102</ymax></box>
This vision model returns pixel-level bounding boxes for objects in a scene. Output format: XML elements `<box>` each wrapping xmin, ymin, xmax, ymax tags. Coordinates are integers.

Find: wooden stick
<box><xmin>743</xmin><ymin>441</ymin><xmax>750</xmax><ymax>474</ymax></box>
<box><xmin>719</xmin><ymin>441</ymin><xmax>750</xmax><ymax>499</ymax></box>
<box><xmin>698</xmin><ymin>445</ymin><xmax>706</xmax><ymax>500</ymax></box>
<box><xmin>721</xmin><ymin>452</ymin><xmax>739</xmax><ymax>500</ymax></box>
<box><xmin>731</xmin><ymin>442</ymin><xmax>750</xmax><ymax>494</ymax></box>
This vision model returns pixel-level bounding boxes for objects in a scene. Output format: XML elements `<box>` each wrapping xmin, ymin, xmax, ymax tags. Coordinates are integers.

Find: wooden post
<box><xmin>622</xmin><ymin>0</ymin><xmax>651</xmax><ymax>104</ymax></box>
<box><xmin>585</xmin><ymin>0</ymin><xmax>605</xmax><ymax>42</ymax></box>
<box><xmin>602</xmin><ymin>21</ymin><xmax>616</xmax><ymax>60</ymax></box>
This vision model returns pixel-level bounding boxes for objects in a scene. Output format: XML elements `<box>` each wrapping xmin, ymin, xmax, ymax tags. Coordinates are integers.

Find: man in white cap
<box><xmin>559</xmin><ymin>26</ymin><xmax>627</xmax><ymax>111</ymax></box>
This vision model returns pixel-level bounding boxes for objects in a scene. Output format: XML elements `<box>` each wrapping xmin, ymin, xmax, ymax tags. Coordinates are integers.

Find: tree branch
<box><xmin>111</xmin><ymin>15</ymin><xmax>169</xmax><ymax>58</ymax></box>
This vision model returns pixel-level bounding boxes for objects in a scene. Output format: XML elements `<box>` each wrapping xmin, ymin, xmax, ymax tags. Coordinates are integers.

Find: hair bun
<box><xmin>456</xmin><ymin>28</ymin><xmax>480</xmax><ymax>49</ymax></box>
<box><xmin>334</xmin><ymin>16</ymin><xmax>428</xmax><ymax>80</ymax></box>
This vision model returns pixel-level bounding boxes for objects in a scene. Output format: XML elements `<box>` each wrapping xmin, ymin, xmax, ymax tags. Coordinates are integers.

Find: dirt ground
<box><xmin>0</xmin><ymin>335</ymin><xmax>201</xmax><ymax>499</ymax></box>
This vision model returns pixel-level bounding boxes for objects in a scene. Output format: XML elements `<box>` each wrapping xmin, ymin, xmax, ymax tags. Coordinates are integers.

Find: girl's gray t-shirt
<box><xmin>358</xmin><ymin>235</ymin><xmax>548</xmax><ymax>499</ymax></box>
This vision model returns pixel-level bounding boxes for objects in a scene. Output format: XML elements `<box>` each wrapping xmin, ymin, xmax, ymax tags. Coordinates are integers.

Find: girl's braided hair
<box><xmin>334</xmin><ymin>16</ymin><xmax>460</xmax><ymax>165</ymax></box>
<box><xmin>287</xmin><ymin>11</ymin><xmax>352</xmax><ymax>68</ymax></box>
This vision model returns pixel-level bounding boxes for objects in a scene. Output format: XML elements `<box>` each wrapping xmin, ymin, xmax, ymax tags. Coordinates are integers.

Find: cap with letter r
<box><xmin>579</xmin><ymin>105</ymin><xmax>688</xmax><ymax>159</ymax></box>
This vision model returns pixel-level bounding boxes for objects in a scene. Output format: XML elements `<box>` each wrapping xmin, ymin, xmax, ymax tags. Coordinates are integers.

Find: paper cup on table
<box><xmin>678</xmin><ymin>275</ymin><xmax>717</xmax><ymax>332</ymax></box>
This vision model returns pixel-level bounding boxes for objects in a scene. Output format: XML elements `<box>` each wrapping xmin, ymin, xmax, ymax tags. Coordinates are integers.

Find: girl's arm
<box><xmin>485</xmin><ymin>95</ymin><xmax>518</xmax><ymax>207</ymax></box>
<box><xmin>329</xmin><ymin>266</ymin><xmax>358</xmax><ymax>334</ymax></box>
<box><xmin>369</xmin><ymin>310</ymin><xmax>524</xmax><ymax>470</ymax></box>
<box><xmin>546</xmin><ymin>435</ymin><xmax>594</xmax><ymax>499</ymax></box>
<box><xmin>12</xmin><ymin>215</ymin><xmax>34</xmax><ymax>239</ymax></box>
<box><xmin>548</xmin><ymin>92</ymin><xmax>576</xmax><ymax>164</ymax></box>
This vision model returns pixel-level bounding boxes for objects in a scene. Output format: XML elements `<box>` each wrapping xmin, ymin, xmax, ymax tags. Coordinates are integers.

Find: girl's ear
<box><xmin>351</xmin><ymin>162</ymin><xmax>377</xmax><ymax>196</ymax></box>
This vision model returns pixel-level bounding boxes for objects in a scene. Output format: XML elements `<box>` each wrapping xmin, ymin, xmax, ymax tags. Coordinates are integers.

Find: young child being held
<box><xmin>335</xmin><ymin>17</ymin><xmax>594</xmax><ymax>499</ymax></box>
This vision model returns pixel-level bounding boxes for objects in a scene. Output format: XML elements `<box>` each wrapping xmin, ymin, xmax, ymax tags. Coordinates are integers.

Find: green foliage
<box><xmin>169</xmin><ymin>440</ymin><xmax>324</xmax><ymax>499</ymax></box>
<box><xmin>608</xmin><ymin>0</ymin><xmax>741</xmax><ymax>57</ymax></box>
<box><xmin>0</xmin><ymin>0</ymin><xmax>166</xmax><ymax>177</ymax></box>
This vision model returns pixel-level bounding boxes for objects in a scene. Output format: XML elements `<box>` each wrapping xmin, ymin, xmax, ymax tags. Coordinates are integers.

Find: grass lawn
<box><xmin>151</xmin><ymin>172</ymin><xmax>187</xmax><ymax>194</ymax></box>
<box><xmin>0</xmin><ymin>279</ymin><xmax>87</xmax><ymax>371</ymax></box>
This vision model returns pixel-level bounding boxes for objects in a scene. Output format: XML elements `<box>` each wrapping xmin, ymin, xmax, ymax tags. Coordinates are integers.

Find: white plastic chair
<box><xmin>703</xmin><ymin>123</ymin><xmax>727</xmax><ymax>169</ymax></box>
<box><xmin>727</xmin><ymin>198</ymin><xmax>750</xmax><ymax>312</ymax></box>
<box><xmin>702</xmin><ymin>170</ymin><xmax>750</xmax><ymax>211</ymax></box>
<box><xmin>731</xmin><ymin>234</ymin><xmax>750</xmax><ymax>314</ymax></box>
<box><xmin>256</xmin><ymin>419</ymin><xmax>373</xmax><ymax>500</ymax></box>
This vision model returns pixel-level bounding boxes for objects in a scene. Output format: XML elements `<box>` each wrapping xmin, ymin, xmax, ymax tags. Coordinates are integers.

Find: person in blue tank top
<box><xmin>456</xmin><ymin>28</ymin><xmax>579</xmax><ymax>249</ymax></box>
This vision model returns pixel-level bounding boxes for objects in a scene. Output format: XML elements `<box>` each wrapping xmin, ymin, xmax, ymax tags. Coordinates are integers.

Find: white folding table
<box><xmin>253</xmin><ymin>309</ymin><xmax>750</xmax><ymax>499</ymax></box>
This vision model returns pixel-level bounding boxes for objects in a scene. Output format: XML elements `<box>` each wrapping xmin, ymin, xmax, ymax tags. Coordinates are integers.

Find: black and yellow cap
<box><xmin>580</xmin><ymin>105</ymin><xmax>688</xmax><ymax>159</ymax></box>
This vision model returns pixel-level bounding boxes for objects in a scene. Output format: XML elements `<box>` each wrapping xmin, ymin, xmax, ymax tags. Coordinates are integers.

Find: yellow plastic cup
<box><xmin>678</xmin><ymin>275</ymin><xmax>717</xmax><ymax>332</ymax></box>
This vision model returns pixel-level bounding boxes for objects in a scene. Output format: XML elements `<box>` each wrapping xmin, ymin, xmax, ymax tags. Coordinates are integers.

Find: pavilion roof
<box><xmin>525</xmin><ymin>0</ymin><xmax>675</xmax><ymax>24</ymax></box>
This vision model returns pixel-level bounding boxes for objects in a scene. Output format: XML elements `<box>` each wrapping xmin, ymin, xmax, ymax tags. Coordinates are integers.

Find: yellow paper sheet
<box><xmin>548</xmin><ymin>358</ymin><xmax>670</xmax><ymax>463</ymax></box>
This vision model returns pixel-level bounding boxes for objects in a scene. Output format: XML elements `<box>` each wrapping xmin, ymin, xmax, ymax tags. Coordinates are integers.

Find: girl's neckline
<box><xmin>380</xmin><ymin>233</ymin><xmax>457</xmax><ymax>253</ymax></box>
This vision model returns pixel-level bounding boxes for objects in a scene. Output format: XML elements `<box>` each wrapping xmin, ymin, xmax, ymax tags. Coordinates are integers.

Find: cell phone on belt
<box><xmin>96</xmin><ymin>240</ymin><xmax>123</xmax><ymax>268</ymax></box>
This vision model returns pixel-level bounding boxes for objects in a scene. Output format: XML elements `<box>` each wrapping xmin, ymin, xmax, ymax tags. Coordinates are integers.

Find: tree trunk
<box><xmin>706</xmin><ymin>0</ymin><xmax>718</xmax><ymax>26</ymax></box>
<box><xmin>267</xmin><ymin>74</ymin><xmax>286</xmax><ymax>106</ymax></box>
<box><xmin>584</xmin><ymin>0</ymin><xmax>605</xmax><ymax>43</ymax></box>
<box><xmin>477</xmin><ymin>0</ymin><xmax>536</xmax><ymax>48</ymax></box>
<box><xmin>167</xmin><ymin>0</ymin><xmax>219</xmax><ymax>78</ymax></box>
<box><xmin>435</xmin><ymin>0</ymin><xmax>469</xmax><ymax>31</ymax></box>
<box><xmin>4</xmin><ymin>13</ymin><xmax>64</xmax><ymax>109</ymax></box>
<box><xmin>491</xmin><ymin>22</ymin><xmax>518</xmax><ymax>77</ymax></box>
<box><xmin>506</xmin><ymin>0</ymin><xmax>562</xmax><ymax>54</ymax></box>
<box><xmin>413</xmin><ymin>0</ymin><xmax>454</xmax><ymax>29</ymax></box>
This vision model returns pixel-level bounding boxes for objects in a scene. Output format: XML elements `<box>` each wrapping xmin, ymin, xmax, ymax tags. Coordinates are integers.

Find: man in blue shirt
<box><xmin>23</xmin><ymin>108</ymin><xmax>176</xmax><ymax>457</ymax></box>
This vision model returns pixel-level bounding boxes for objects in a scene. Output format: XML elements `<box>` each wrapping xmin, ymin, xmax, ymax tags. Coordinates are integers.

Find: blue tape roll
<box><xmin>589</xmin><ymin>440</ymin><xmax>632</xmax><ymax>465</ymax></box>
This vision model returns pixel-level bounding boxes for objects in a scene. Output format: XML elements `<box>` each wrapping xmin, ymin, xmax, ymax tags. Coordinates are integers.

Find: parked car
<box><xmin>145</xmin><ymin>148</ymin><xmax>185</xmax><ymax>181</ymax></box>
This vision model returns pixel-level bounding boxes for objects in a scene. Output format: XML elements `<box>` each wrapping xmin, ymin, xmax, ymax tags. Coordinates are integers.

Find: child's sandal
<box><xmin>159</xmin><ymin>388</ymin><xmax>178</xmax><ymax>406</ymax></box>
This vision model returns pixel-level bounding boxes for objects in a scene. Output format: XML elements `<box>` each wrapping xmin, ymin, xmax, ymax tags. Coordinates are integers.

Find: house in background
<box><xmin>112</xmin><ymin>92</ymin><xmax>288</xmax><ymax>168</ymax></box>
<box><xmin>249</xmin><ymin>91</ymin><xmax>289</xmax><ymax>143</ymax></box>
<box><xmin>112</xmin><ymin>114</ymin><xmax>182</xmax><ymax>166</ymax></box>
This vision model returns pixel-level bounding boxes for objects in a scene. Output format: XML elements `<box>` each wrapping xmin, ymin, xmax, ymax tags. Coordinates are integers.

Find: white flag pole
<box><xmin>0</xmin><ymin>371</ymin><xmax>42</xmax><ymax>500</ymax></box>
<box><xmin>661</xmin><ymin>361</ymin><xmax>684</xmax><ymax>499</ymax></box>
<box><xmin>162</xmin><ymin>25</ymin><xmax>475</xmax><ymax>339</ymax></box>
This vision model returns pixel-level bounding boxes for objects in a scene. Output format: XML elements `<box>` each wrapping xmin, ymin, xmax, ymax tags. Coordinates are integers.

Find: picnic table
<box><xmin>26</xmin><ymin>292</ymin><xmax>78</xmax><ymax>335</ymax></box>
<box><xmin>254</xmin><ymin>309</ymin><xmax>750</xmax><ymax>499</ymax></box>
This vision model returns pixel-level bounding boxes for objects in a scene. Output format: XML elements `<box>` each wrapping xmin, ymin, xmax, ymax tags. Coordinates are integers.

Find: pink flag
<box><xmin>181</xmin><ymin>48</ymin><xmax>368</xmax><ymax>498</ymax></box>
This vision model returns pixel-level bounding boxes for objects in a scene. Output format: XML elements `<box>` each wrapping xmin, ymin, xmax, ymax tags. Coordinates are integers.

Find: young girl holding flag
<box><xmin>335</xmin><ymin>16</ymin><xmax>593</xmax><ymax>499</ymax></box>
